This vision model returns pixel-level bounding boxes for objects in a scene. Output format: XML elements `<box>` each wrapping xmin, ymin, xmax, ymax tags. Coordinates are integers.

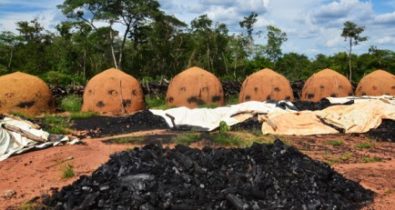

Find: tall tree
<box><xmin>341</xmin><ymin>21</ymin><xmax>367</xmax><ymax>81</ymax></box>
<box><xmin>0</xmin><ymin>31</ymin><xmax>20</xmax><ymax>71</ymax></box>
<box><xmin>265</xmin><ymin>25</ymin><xmax>287</xmax><ymax>63</ymax></box>
<box><xmin>239</xmin><ymin>12</ymin><xmax>258</xmax><ymax>53</ymax></box>
<box><xmin>59</xmin><ymin>0</ymin><xmax>161</xmax><ymax>69</ymax></box>
<box><xmin>14</xmin><ymin>19</ymin><xmax>53</xmax><ymax>74</ymax></box>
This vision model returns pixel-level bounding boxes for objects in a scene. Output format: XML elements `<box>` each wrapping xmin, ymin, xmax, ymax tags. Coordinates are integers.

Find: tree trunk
<box><xmin>348</xmin><ymin>38</ymin><xmax>352</xmax><ymax>82</ymax></box>
<box><xmin>109</xmin><ymin>24</ymin><xmax>119</xmax><ymax>69</ymax></box>
<box><xmin>7</xmin><ymin>48</ymin><xmax>13</xmax><ymax>70</ymax></box>
<box><xmin>118</xmin><ymin>21</ymin><xmax>131</xmax><ymax>69</ymax></box>
<box><xmin>222</xmin><ymin>52</ymin><xmax>228</xmax><ymax>74</ymax></box>
<box><xmin>83</xmin><ymin>50</ymin><xmax>87</xmax><ymax>81</ymax></box>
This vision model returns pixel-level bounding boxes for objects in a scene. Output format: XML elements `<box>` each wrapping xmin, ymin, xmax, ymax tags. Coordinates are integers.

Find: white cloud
<box><xmin>376</xmin><ymin>36</ymin><xmax>395</xmax><ymax>44</ymax></box>
<box><xmin>1</xmin><ymin>0</ymin><xmax>395</xmax><ymax>57</ymax></box>
<box><xmin>374</xmin><ymin>11</ymin><xmax>395</xmax><ymax>25</ymax></box>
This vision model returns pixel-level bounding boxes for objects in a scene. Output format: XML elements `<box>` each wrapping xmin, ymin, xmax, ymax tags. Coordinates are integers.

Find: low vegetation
<box><xmin>173</xmin><ymin>133</ymin><xmax>201</xmax><ymax>145</ymax></box>
<box><xmin>106</xmin><ymin>136</ymin><xmax>143</xmax><ymax>144</ymax></box>
<box><xmin>325</xmin><ymin>140</ymin><xmax>344</xmax><ymax>147</ymax></box>
<box><xmin>60</xmin><ymin>95</ymin><xmax>82</xmax><ymax>112</ymax></box>
<box><xmin>19</xmin><ymin>201</ymin><xmax>45</xmax><ymax>210</ymax></box>
<box><xmin>42</xmin><ymin>115</ymin><xmax>71</xmax><ymax>134</ymax></box>
<box><xmin>69</xmin><ymin>111</ymin><xmax>97</xmax><ymax>120</ymax></box>
<box><xmin>61</xmin><ymin>163</ymin><xmax>75</xmax><ymax>179</ymax></box>
<box><xmin>362</xmin><ymin>156</ymin><xmax>383</xmax><ymax>163</ymax></box>
<box><xmin>356</xmin><ymin>142</ymin><xmax>374</xmax><ymax>150</ymax></box>
<box><xmin>145</xmin><ymin>96</ymin><xmax>168</xmax><ymax>109</ymax></box>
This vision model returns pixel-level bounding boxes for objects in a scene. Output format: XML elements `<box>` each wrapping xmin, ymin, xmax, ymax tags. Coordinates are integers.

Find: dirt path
<box><xmin>334</xmin><ymin>161</ymin><xmax>395</xmax><ymax>210</ymax></box>
<box><xmin>0</xmin><ymin>132</ymin><xmax>394</xmax><ymax>209</ymax></box>
<box><xmin>0</xmin><ymin>139</ymin><xmax>133</xmax><ymax>209</ymax></box>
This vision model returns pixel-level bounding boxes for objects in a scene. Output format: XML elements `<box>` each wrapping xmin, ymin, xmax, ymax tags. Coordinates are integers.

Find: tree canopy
<box><xmin>0</xmin><ymin>0</ymin><xmax>394</xmax><ymax>86</ymax></box>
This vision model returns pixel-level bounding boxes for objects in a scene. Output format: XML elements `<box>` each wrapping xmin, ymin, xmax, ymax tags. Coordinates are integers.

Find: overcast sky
<box><xmin>1</xmin><ymin>0</ymin><xmax>395</xmax><ymax>57</ymax></box>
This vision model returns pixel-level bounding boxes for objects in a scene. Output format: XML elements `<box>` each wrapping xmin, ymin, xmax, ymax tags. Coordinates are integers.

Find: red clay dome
<box><xmin>82</xmin><ymin>68</ymin><xmax>144</xmax><ymax>115</ymax></box>
<box><xmin>355</xmin><ymin>70</ymin><xmax>395</xmax><ymax>96</ymax></box>
<box><xmin>239</xmin><ymin>68</ymin><xmax>294</xmax><ymax>102</ymax></box>
<box><xmin>166</xmin><ymin>66</ymin><xmax>224</xmax><ymax>108</ymax></box>
<box><xmin>0</xmin><ymin>72</ymin><xmax>52</xmax><ymax>116</ymax></box>
<box><xmin>301</xmin><ymin>68</ymin><xmax>353</xmax><ymax>102</ymax></box>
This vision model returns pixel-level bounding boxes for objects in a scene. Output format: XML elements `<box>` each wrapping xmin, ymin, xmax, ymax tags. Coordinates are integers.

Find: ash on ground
<box><xmin>43</xmin><ymin>140</ymin><xmax>373</xmax><ymax>210</ymax></box>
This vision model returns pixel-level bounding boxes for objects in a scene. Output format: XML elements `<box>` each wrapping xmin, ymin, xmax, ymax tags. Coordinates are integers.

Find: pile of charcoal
<box><xmin>292</xmin><ymin>98</ymin><xmax>354</xmax><ymax>111</ymax></box>
<box><xmin>72</xmin><ymin>110</ymin><xmax>169</xmax><ymax>137</ymax></box>
<box><xmin>43</xmin><ymin>140</ymin><xmax>373</xmax><ymax>210</ymax></box>
<box><xmin>368</xmin><ymin>119</ymin><xmax>395</xmax><ymax>142</ymax></box>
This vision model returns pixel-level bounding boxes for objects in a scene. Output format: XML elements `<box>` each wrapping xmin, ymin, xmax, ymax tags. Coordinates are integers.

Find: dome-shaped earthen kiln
<box><xmin>239</xmin><ymin>68</ymin><xmax>294</xmax><ymax>102</ymax></box>
<box><xmin>82</xmin><ymin>68</ymin><xmax>144</xmax><ymax>115</ymax></box>
<box><xmin>166</xmin><ymin>67</ymin><xmax>224</xmax><ymax>108</ymax></box>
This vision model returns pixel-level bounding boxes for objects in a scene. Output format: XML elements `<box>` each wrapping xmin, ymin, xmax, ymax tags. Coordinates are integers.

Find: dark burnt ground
<box><xmin>368</xmin><ymin>120</ymin><xmax>395</xmax><ymax>142</ymax></box>
<box><xmin>72</xmin><ymin>110</ymin><xmax>169</xmax><ymax>138</ymax></box>
<box><xmin>42</xmin><ymin>140</ymin><xmax>373</xmax><ymax>210</ymax></box>
<box><xmin>291</xmin><ymin>98</ymin><xmax>354</xmax><ymax>111</ymax></box>
<box><xmin>231</xmin><ymin>117</ymin><xmax>262</xmax><ymax>132</ymax></box>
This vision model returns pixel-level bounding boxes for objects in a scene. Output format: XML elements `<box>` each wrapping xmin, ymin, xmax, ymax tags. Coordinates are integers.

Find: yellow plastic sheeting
<box><xmin>261</xmin><ymin>100</ymin><xmax>395</xmax><ymax>135</ymax></box>
<box><xmin>316</xmin><ymin>100</ymin><xmax>395</xmax><ymax>133</ymax></box>
<box><xmin>261</xmin><ymin>110</ymin><xmax>339</xmax><ymax>136</ymax></box>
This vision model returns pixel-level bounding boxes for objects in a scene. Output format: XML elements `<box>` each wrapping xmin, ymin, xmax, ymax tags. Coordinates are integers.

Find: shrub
<box><xmin>145</xmin><ymin>95</ymin><xmax>168</xmax><ymax>109</ymax></box>
<box><xmin>61</xmin><ymin>95</ymin><xmax>82</xmax><ymax>112</ymax></box>
<box><xmin>219</xmin><ymin>121</ymin><xmax>230</xmax><ymax>133</ymax></box>
<box><xmin>62</xmin><ymin>163</ymin><xmax>75</xmax><ymax>179</ymax></box>
<box><xmin>43</xmin><ymin>71</ymin><xmax>85</xmax><ymax>86</ymax></box>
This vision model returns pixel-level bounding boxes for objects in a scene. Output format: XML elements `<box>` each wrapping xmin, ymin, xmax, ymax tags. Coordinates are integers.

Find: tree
<box><xmin>239</xmin><ymin>12</ymin><xmax>258</xmax><ymax>53</ymax></box>
<box><xmin>59</xmin><ymin>0</ymin><xmax>161</xmax><ymax>69</ymax></box>
<box><xmin>275</xmin><ymin>52</ymin><xmax>310</xmax><ymax>81</ymax></box>
<box><xmin>265</xmin><ymin>25</ymin><xmax>287</xmax><ymax>63</ymax></box>
<box><xmin>14</xmin><ymin>19</ymin><xmax>53</xmax><ymax>74</ymax></box>
<box><xmin>341</xmin><ymin>21</ymin><xmax>367</xmax><ymax>81</ymax></box>
<box><xmin>0</xmin><ymin>31</ymin><xmax>21</xmax><ymax>71</ymax></box>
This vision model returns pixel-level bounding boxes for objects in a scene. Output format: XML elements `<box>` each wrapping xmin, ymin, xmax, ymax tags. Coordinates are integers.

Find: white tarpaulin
<box><xmin>150</xmin><ymin>101</ymin><xmax>293</xmax><ymax>131</ymax></box>
<box><xmin>151</xmin><ymin>96</ymin><xmax>394</xmax><ymax>135</ymax></box>
<box><xmin>0</xmin><ymin>116</ymin><xmax>79</xmax><ymax>161</ymax></box>
<box><xmin>326</xmin><ymin>95</ymin><xmax>395</xmax><ymax>105</ymax></box>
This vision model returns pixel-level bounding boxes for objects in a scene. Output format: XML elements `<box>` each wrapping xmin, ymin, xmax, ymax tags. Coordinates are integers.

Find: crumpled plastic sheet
<box><xmin>0</xmin><ymin>117</ymin><xmax>79</xmax><ymax>161</ymax></box>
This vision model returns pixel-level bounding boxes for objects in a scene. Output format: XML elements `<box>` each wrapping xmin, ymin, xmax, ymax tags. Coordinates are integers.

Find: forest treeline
<box><xmin>0</xmin><ymin>0</ymin><xmax>395</xmax><ymax>86</ymax></box>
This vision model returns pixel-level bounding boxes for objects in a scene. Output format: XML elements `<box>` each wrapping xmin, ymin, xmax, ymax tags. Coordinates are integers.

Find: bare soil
<box><xmin>0</xmin><ymin>132</ymin><xmax>394</xmax><ymax>210</ymax></box>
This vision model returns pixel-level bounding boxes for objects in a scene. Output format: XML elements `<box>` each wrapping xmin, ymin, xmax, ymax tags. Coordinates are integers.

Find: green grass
<box><xmin>173</xmin><ymin>133</ymin><xmax>201</xmax><ymax>145</ymax></box>
<box><xmin>42</xmin><ymin>115</ymin><xmax>70</xmax><ymax>134</ymax></box>
<box><xmin>61</xmin><ymin>95</ymin><xmax>82</xmax><ymax>112</ymax></box>
<box><xmin>211</xmin><ymin>132</ymin><xmax>247</xmax><ymax>147</ymax></box>
<box><xmin>325</xmin><ymin>151</ymin><xmax>353</xmax><ymax>165</ymax></box>
<box><xmin>70</xmin><ymin>111</ymin><xmax>97</xmax><ymax>120</ymax></box>
<box><xmin>107</xmin><ymin>136</ymin><xmax>143</xmax><ymax>144</ymax></box>
<box><xmin>356</xmin><ymin>142</ymin><xmax>374</xmax><ymax>150</ymax></box>
<box><xmin>19</xmin><ymin>201</ymin><xmax>45</xmax><ymax>210</ymax></box>
<box><xmin>10</xmin><ymin>111</ymin><xmax>35</xmax><ymax>121</ymax></box>
<box><xmin>339</xmin><ymin>152</ymin><xmax>353</xmax><ymax>161</ymax></box>
<box><xmin>325</xmin><ymin>140</ymin><xmax>344</xmax><ymax>147</ymax></box>
<box><xmin>62</xmin><ymin>163</ymin><xmax>75</xmax><ymax>179</ymax></box>
<box><xmin>362</xmin><ymin>156</ymin><xmax>383</xmax><ymax>163</ymax></box>
<box><xmin>145</xmin><ymin>95</ymin><xmax>168</xmax><ymax>109</ymax></box>
<box><xmin>225</xmin><ymin>95</ymin><xmax>239</xmax><ymax>105</ymax></box>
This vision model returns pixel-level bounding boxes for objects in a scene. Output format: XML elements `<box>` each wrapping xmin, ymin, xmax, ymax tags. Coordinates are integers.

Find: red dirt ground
<box><xmin>0</xmin><ymin>132</ymin><xmax>394</xmax><ymax>209</ymax></box>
